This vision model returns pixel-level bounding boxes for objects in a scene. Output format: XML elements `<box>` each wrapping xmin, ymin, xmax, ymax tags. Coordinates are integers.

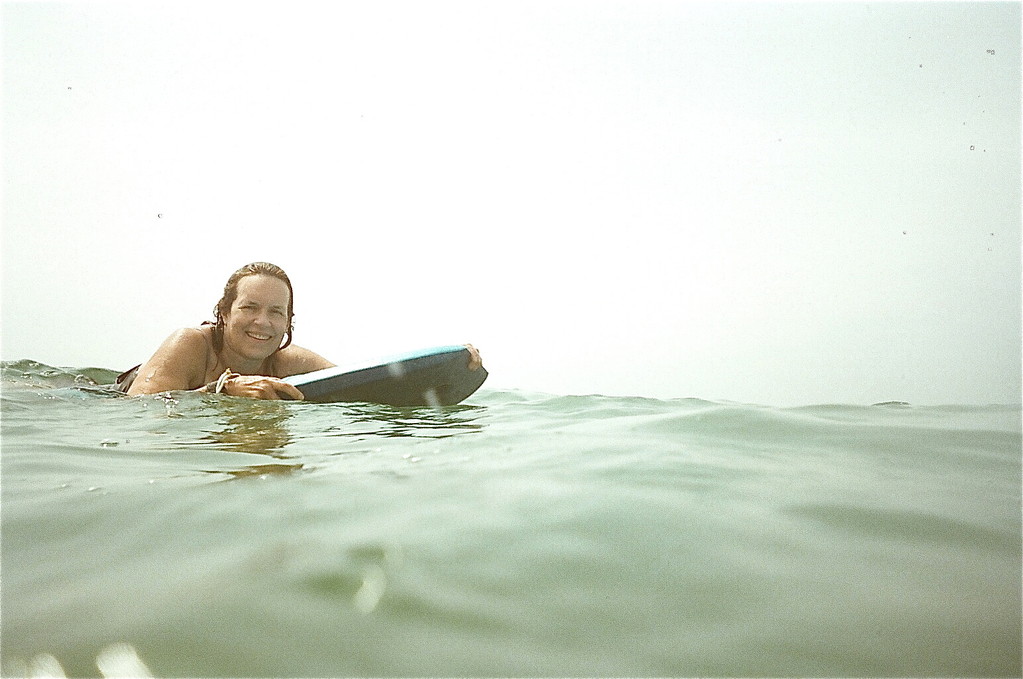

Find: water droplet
<box><xmin>353</xmin><ymin>565</ymin><xmax>387</xmax><ymax>614</ymax></box>
<box><xmin>157</xmin><ymin>213</ymin><xmax>163</xmax><ymax>218</ymax></box>
<box><xmin>423</xmin><ymin>388</ymin><xmax>441</xmax><ymax>409</ymax></box>
<box><xmin>970</xmin><ymin>145</ymin><xmax>975</xmax><ymax>150</ymax></box>
<box><xmin>28</xmin><ymin>654</ymin><xmax>65</xmax><ymax>678</ymax></box>
<box><xmin>96</xmin><ymin>642</ymin><xmax>153</xmax><ymax>679</ymax></box>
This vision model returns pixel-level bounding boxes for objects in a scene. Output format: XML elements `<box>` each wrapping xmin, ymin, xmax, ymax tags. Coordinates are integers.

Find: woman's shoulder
<box><xmin>163</xmin><ymin>325</ymin><xmax>215</xmax><ymax>349</ymax></box>
<box><xmin>127</xmin><ymin>325</ymin><xmax>215</xmax><ymax>394</ymax></box>
<box><xmin>274</xmin><ymin>344</ymin><xmax>335</xmax><ymax>377</ymax></box>
<box><xmin>152</xmin><ymin>326</ymin><xmax>217</xmax><ymax>374</ymax></box>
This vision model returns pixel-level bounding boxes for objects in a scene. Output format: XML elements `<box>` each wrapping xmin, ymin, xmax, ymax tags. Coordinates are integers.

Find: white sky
<box><xmin>2</xmin><ymin>1</ymin><xmax>1020</xmax><ymax>405</ymax></box>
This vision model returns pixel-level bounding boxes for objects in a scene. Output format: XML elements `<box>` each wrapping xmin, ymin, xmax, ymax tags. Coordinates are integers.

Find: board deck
<box><xmin>283</xmin><ymin>345</ymin><xmax>488</xmax><ymax>406</ymax></box>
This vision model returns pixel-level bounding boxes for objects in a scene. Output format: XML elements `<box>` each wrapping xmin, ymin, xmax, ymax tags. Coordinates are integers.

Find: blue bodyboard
<box><xmin>283</xmin><ymin>345</ymin><xmax>487</xmax><ymax>406</ymax></box>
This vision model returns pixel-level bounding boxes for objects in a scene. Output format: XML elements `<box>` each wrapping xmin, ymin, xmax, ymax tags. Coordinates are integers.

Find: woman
<box><xmin>118</xmin><ymin>262</ymin><xmax>330</xmax><ymax>399</ymax></box>
<box><xmin>119</xmin><ymin>262</ymin><xmax>482</xmax><ymax>400</ymax></box>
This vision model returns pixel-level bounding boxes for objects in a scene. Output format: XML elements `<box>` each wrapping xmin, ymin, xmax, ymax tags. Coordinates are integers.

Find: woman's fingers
<box><xmin>464</xmin><ymin>344</ymin><xmax>483</xmax><ymax>371</ymax></box>
<box><xmin>273</xmin><ymin>381</ymin><xmax>305</xmax><ymax>401</ymax></box>
<box><xmin>222</xmin><ymin>375</ymin><xmax>304</xmax><ymax>401</ymax></box>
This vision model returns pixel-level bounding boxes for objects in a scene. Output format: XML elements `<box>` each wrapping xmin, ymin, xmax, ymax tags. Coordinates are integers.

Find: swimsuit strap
<box><xmin>200</xmin><ymin>323</ymin><xmax>219</xmax><ymax>381</ymax></box>
<box><xmin>114</xmin><ymin>364</ymin><xmax>141</xmax><ymax>392</ymax></box>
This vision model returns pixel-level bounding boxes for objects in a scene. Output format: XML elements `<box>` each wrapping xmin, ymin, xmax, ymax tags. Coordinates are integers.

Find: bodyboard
<box><xmin>283</xmin><ymin>345</ymin><xmax>487</xmax><ymax>406</ymax></box>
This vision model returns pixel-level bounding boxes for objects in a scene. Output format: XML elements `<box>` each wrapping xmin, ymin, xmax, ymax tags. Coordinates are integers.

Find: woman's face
<box><xmin>222</xmin><ymin>274</ymin><xmax>291</xmax><ymax>362</ymax></box>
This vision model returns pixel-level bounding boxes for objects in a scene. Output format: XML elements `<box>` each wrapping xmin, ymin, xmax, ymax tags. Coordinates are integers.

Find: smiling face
<box><xmin>221</xmin><ymin>274</ymin><xmax>292</xmax><ymax>366</ymax></box>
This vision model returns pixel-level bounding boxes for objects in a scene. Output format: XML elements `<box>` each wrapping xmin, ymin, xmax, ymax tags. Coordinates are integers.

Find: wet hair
<box><xmin>211</xmin><ymin>262</ymin><xmax>295</xmax><ymax>354</ymax></box>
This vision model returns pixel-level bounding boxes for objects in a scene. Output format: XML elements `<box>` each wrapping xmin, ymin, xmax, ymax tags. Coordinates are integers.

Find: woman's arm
<box><xmin>274</xmin><ymin>344</ymin><xmax>336</xmax><ymax>377</ymax></box>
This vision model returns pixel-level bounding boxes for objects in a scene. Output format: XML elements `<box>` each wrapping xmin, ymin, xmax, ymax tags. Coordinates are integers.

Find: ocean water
<box><xmin>1</xmin><ymin>360</ymin><xmax>1020</xmax><ymax>678</ymax></box>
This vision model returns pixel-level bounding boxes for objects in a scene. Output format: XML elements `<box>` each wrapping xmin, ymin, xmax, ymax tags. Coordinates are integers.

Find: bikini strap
<box><xmin>200</xmin><ymin>322</ymin><xmax>219</xmax><ymax>379</ymax></box>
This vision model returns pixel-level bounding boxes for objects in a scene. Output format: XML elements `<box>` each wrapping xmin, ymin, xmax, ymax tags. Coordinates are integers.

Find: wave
<box><xmin>4</xmin><ymin>360</ymin><xmax>1022</xmax><ymax>413</ymax></box>
<box><xmin>2</xmin><ymin>362</ymin><xmax>1019</xmax><ymax>677</ymax></box>
<box><xmin>2</xmin><ymin>359</ymin><xmax>120</xmax><ymax>390</ymax></box>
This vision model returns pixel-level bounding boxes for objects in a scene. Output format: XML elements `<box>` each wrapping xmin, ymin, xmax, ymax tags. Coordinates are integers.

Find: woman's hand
<box><xmin>221</xmin><ymin>373</ymin><xmax>305</xmax><ymax>400</ymax></box>
<box><xmin>464</xmin><ymin>344</ymin><xmax>483</xmax><ymax>371</ymax></box>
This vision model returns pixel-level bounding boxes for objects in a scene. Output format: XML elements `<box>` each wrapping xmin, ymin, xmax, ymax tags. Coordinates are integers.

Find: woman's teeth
<box><xmin>247</xmin><ymin>332</ymin><xmax>272</xmax><ymax>341</ymax></box>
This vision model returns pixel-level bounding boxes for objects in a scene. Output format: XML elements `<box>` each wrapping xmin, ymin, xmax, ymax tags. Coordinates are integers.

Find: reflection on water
<box><xmin>200</xmin><ymin>397</ymin><xmax>296</xmax><ymax>455</ymax></box>
<box><xmin>216</xmin><ymin>462</ymin><xmax>305</xmax><ymax>479</ymax></box>
<box><xmin>198</xmin><ymin>397</ymin><xmax>303</xmax><ymax>478</ymax></box>
<box><xmin>196</xmin><ymin>399</ymin><xmax>487</xmax><ymax>478</ymax></box>
<box><xmin>331</xmin><ymin>403</ymin><xmax>487</xmax><ymax>440</ymax></box>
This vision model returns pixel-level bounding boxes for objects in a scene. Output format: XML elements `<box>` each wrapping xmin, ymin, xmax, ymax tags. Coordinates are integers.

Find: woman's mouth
<box><xmin>246</xmin><ymin>331</ymin><xmax>273</xmax><ymax>342</ymax></box>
